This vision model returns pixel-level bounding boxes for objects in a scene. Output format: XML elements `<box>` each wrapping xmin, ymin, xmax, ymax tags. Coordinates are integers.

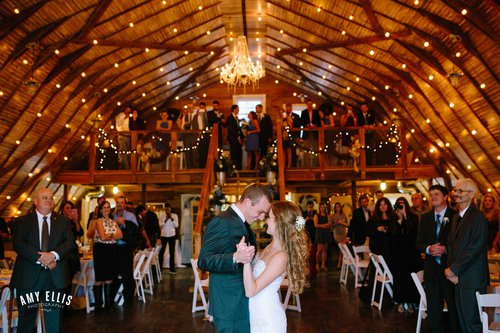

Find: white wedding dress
<box><xmin>249</xmin><ymin>256</ymin><xmax>286</xmax><ymax>333</ymax></box>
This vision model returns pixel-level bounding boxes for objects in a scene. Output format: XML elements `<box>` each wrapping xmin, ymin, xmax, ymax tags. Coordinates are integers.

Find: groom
<box><xmin>198</xmin><ymin>184</ymin><xmax>273</xmax><ymax>333</ymax></box>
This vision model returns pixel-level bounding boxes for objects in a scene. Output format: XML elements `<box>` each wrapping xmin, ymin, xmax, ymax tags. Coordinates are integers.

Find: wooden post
<box><xmin>276</xmin><ymin>119</ymin><xmax>286</xmax><ymax>201</ymax></box>
<box><xmin>318</xmin><ymin>127</ymin><xmax>325</xmax><ymax>180</ymax></box>
<box><xmin>89</xmin><ymin>132</ymin><xmax>96</xmax><ymax>183</ymax></box>
<box><xmin>358</xmin><ymin>128</ymin><xmax>366</xmax><ymax>179</ymax></box>
<box><xmin>130</xmin><ymin>131</ymin><xmax>137</xmax><ymax>181</ymax></box>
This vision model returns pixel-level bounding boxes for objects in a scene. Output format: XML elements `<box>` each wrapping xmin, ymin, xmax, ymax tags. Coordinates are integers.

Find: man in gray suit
<box><xmin>11</xmin><ymin>188</ymin><xmax>74</xmax><ymax>333</ymax></box>
<box><xmin>445</xmin><ymin>178</ymin><xmax>489</xmax><ymax>333</ymax></box>
<box><xmin>198</xmin><ymin>184</ymin><xmax>272</xmax><ymax>333</ymax></box>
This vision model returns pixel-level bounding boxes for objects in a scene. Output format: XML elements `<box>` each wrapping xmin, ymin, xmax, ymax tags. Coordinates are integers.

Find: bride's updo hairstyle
<box><xmin>272</xmin><ymin>201</ymin><xmax>309</xmax><ymax>294</ymax></box>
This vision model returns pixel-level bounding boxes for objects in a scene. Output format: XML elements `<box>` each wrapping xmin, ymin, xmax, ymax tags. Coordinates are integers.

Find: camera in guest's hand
<box><xmin>394</xmin><ymin>203</ymin><xmax>403</xmax><ymax>210</ymax></box>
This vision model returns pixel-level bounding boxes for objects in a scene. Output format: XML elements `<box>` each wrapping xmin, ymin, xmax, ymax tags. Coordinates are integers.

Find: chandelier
<box><xmin>220</xmin><ymin>36</ymin><xmax>264</xmax><ymax>91</ymax></box>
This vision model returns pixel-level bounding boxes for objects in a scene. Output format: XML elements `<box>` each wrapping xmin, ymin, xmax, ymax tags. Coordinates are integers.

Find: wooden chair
<box><xmin>370</xmin><ymin>254</ymin><xmax>393</xmax><ymax>310</ymax></box>
<box><xmin>141</xmin><ymin>249</ymin><xmax>156</xmax><ymax>295</ymax></box>
<box><xmin>190</xmin><ymin>258</ymin><xmax>209</xmax><ymax>317</ymax></box>
<box><xmin>353</xmin><ymin>245</ymin><xmax>371</xmax><ymax>288</ymax></box>
<box><xmin>280</xmin><ymin>278</ymin><xmax>301</xmax><ymax>312</ymax></box>
<box><xmin>476</xmin><ymin>291</ymin><xmax>500</xmax><ymax>333</ymax></box>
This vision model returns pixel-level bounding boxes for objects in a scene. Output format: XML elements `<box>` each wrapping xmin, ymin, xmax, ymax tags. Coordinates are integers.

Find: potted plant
<box><xmin>258</xmin><ymin>148</ymin><xmax>279</xmax><ymax>184</ymax></box>
<box><xmin>214</xmin><ymin>150</ymin><xmax>235</xmax><ymax>185</ymax></box>
<box><xmin>209</xmin><ymin>185</ymin><xmax>227</xmax><ymax>215</ymax></box>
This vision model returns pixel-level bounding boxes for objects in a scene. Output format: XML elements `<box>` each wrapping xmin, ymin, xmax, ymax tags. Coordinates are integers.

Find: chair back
<box><xmin>353</xmin><ymin>245</ymin><xmax>370</xmax><ymax>263</ymax></box>
<box><xmin>339</xmin><ymin>243</ymin><xmax>355</xmax><ymax>264</ymax></box>
<box><xmin>371</xmin><ymin>254</ymin><xmax>393</xmax><ymax>282</ymax></box>
<box><xmin>411</xmin><ymin>271</ymin><xmax>426</xmax><ymax>309</ymax></box>
<box><xmin>476</xmin><ymin>291</ymin><xmax>500</xmax><ymax>333</ymax></box>
<box><xmin>134</xmin><ymin>254</ymin><xmax>147</xmax><ymax>279</ymax></box>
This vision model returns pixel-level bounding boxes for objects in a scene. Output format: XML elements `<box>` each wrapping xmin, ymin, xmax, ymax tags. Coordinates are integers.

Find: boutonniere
<box><xmin>443</xmin><ymin>217</ymin><xmax>449</xmax><ymax>226</ymax></box>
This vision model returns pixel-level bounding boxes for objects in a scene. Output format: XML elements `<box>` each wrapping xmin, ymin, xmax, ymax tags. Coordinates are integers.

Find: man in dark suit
<box><xmin>445</xmin><ymin>178</ymin><xmax>489</xmax><ymax>333</ymax></box>
<box><xmin>356</xmin><ymin>103</ymin><xmax>376</xmax><ymax>165</ymax></box>
<box><xmin>225</xmin><ymin>104</ymin><xmax>244</xmax><ymax>170</ymax></box>
<box><xmin>300</xmin><ymin>99</ymin><xmax>321</xmax><ymax>167</ymax></box>
<box><xmin>208</xmin><ymin>100</ymin><xmax>225</xmax><ymax>148</ymax></box>
<box><xmin>346</xmin><ymin>194</ymin><xmax>370</xmax><ymax>246</ymax></box>
<box><xmin>255</xmin><ymin>104</ymin><xmax>273</xmax><ymax>156</ymax></box>
<box><xmin>198</xmin><ymin>184</ymin><xmax>273</xmax><ymax>333</ymax></box>
<box><xmin>415</xmin><ymin>185</ymin><xmax>460</xmax><ymax>333</ymax></box>
<box><xmin>193</xmin><ymin>102</ymin><xmax>210</xmax><ymax>168</ymax></box>
<box><xmin>11</xmin><ymin>188</ymin><xmax>74</xmax><ymax>333</ymax></box>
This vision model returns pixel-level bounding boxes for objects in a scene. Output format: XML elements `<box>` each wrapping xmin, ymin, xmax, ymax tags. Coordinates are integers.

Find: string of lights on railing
<box><xmin>94</xmin><ymin>126</ymin><xmax>214</xmax><ymax>170</ymax></box>
<box><xmin>282</xmin><ymin>123</ymin><xmax>402</xmax><ymax>162</ymax></box>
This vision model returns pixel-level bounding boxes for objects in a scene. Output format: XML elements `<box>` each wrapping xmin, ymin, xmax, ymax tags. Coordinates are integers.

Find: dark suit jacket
<box><xmin>347</xmin><ymin>207</ymin><xmax>370</xmax><ymax>246</ymax></box>
<box><xmin>300</xmin><ymin>109</ymin><xmax>322</xmax><ymax>139</ymax></box>
<box><xmin>416</xmin><ymin>207</ymin><xmax>456</xmax><ymax>282</ymax></box>
<box><xmin>447</xmin><ymin>204</ymin><xmax>489</xmax><ymax>289</ymax></box>
<box><xmin>11</xmin><ymin>212</ymin><xmax>74</xmax><ymax>290</ymax></box>
<box><xmin>258</xmin><ymin>114</ymin><xmax>273</xmax><ymax>143</ymax></box>
<box><xmin>356</xmin><ymin>110</ymin><xmax>375</xmax><ymax>126</ymax></box>
<box><xmin>207</xmin><ymin>110</ymin><xmax>222</xmax><ymax>128</ymax></box>
<box><xmin>225</xmin><ymin>114</ymin><xmax>243</xmax><ymax>143</ymax></box>
<box><xmin>198</xmin><ymin>207</ymin><xmax>253</xmax><ymax>321</ymax></box>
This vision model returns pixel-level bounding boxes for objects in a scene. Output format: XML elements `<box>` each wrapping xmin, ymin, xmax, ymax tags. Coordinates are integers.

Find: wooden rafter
<box><xmin>70</xmin><ymin>38</ymin><xmax>222</xmax><ymax>53</ymax></box>
<box><xmin>279</xmin><ymin>30</ymin><xmax>411</xmax><ymax>55</ymax></box>
<box><xmin>76</xmin><ymin>0</ymin><xmax>114</xmax><ymax>40</ymax></box>
<box><xmin>158</xmin><ymin>49</ymin><xmax>224</xmax><ymax>109</ymax></box>
<box><xmin>359</xmin><ymin>0</ymin><xmax>384</xmax><ymax>35</ymax></box>
<box><xmin>0</xmin><ymin>1</ymin><xmax>52</xmax><ymax>41</ymax></box>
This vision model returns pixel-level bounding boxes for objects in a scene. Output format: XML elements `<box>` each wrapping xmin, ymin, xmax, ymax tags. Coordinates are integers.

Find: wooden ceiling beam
<box><xmin>279</xmin><ymin>30</ymin><xmax>411</xmax><ymax>55</ymax></box>
<box><xmin>76</xmin><ymin>0</ymin><xmax>114</xmax><ymax>40</ymax></box>
<box><xmin>359</xmin><ymin>0</ymin><xmax>384</xmax><ymax>35</ymax></box>
<box><xmin>0</xmin><ymin>1</ymin><xmax>52</xmax><ymax>41</ymax></box>
<box><xmin>157</xmin><ymin>49</ymin><xmax>224</xmax><ymax>109</ymax></box>
<box><xmin>70</xmin><ymin>38</ymin><xmax>222</xmax><ymax>53</ymax></box>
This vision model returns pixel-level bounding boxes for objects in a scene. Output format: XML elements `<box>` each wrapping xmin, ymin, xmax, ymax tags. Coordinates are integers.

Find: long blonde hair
<box><xmin>272</xmin><ymin>201</ymin><xmax>309</xmax><ymax>294</ymax></box>
<box><xmin>481</xmin><ymin>193</ymin><xmax>499</xmax><ymax>222</ymax></box>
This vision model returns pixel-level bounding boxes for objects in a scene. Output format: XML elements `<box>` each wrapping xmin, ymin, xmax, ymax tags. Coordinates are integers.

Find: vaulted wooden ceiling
<box><xmin>0</xmin><ymin>0</ymin><xmax>498</xmax><ymax>219</ymax></box>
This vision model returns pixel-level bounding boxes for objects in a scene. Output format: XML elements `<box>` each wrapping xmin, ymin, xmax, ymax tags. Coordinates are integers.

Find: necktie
<box><xmin>244</xmin><ymin>222</ymin><xmax>256</xmax><ymax>248</ymax></box>
<box><xmin>435</xmin><ymin>214</ymin><xmax>442</xmax><ymax>239</ymax></box>
<box><xmin>435</xmin><ymin>214</ymin><xmax>441</xmax><ymax>264</ymax></box>
<box><xmin>41</xmin><ymin>216</ymin><xmax>49</xmax><ymax>251</ymax></box>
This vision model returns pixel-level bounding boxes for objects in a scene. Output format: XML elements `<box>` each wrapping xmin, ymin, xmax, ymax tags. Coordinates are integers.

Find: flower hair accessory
<box><xmin>295</xmin><ymin>216</ymin><xmax>306</xmax><ymax>231</ymax></box>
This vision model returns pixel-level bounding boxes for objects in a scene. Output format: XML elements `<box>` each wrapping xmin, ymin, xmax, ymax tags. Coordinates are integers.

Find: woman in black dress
<box><xmin>367</xmin><ymin>197</ymin><xmax>395</xmax><ymax>256</ymax></box>
<box><xmin>388</xmin><ymin>197</ymin><xmax>420</xmax><ymax>313</ymax></box>
<box><xmin>314</xmin><ymin>202</ymin><xmax>332</xmax><ymax>272</ymax></box>
<box><xmin>481</xmin><ymin>193</ymin><xmax>500</xmax><ymax>251</ymax></box>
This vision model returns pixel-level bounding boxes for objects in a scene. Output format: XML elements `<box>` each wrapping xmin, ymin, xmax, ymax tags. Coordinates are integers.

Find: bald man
<box><xmin>11</xmin><ymin>188</ymin><xmax>74</xmax><ymax>333</ymax></box>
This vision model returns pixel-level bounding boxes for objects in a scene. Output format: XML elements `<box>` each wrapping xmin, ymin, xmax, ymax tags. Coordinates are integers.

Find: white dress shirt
<box><xmin>35</xmin><ymin>210</ymin><xmax>60</xmax><ymax>261</ymax></box>
<box><xmin>115</xmin><ymin>113</ymin><xmax>130</xmax><ymax>132</ymax></box>
<box><xmin>159</xmin><ymin>212</ymin><xmax>179</xmax><ymax>237</ymax></box>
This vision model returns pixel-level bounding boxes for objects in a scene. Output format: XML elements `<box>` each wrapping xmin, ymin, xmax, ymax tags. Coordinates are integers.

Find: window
<box><xmin>233</xmin><ymin>94</ymin><xmax>266</xmax><ymax>120</ymax></box>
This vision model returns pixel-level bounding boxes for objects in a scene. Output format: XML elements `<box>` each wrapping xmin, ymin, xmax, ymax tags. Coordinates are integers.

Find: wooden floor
<box><xmin>62</xmin><ymin>255</ymin><xmax>421</xmax><ymax>333</ymax></box>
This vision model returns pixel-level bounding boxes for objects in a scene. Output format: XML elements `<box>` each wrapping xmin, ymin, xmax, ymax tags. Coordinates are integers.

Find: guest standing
<box><xmin>411</xmin><ymin>193</ymin><xmax>430</xmax><ymax>224</ymax></box>
<box><xmin>282</xmin><ymin>103</ymin><xmax>300</xmax><ymax>168</ymax></box>
<box><xmin>416</xmin><ymin>185</ymin><xmax>460</xmax><ymax>333</ymax></box>
<box><xmin>303</xmin><ymin>201</ymin><xmax>317</xmax><ymax>280</ymax></box>
<box><xmin>159</xmin><ymin>203</ymin><xmax>179</xmax><ymax>274</ymax></box>
<box><xmin>193</xmin><ymin>102</ymin><xmax>210</xmax><ymax>168</ymax></box>
<box><xmin>346</xmin><ymin>195</ymin><xmax>370</xmax><ymax>246</ymax></box>
<box><xmin>367</xmin><ymin>197</ymin><xmax>395</xmax><ymax>256</ymax></box>
<box><xmin>300</xmin><ymin>99</ymin><xmax>321</xmax><ymax>167</ymax></box>
<box><xmin>93</xmin><ymin>200</ymin><xmax>122</xmax><ymax>311</ymax></box>
<box><xmin>11</xmin><ymin>188</ymin><xmax>74</xmax><ymax>332</ymax></box>
<box><xmin>255</xmin><ymin>104</ymin><xmax>273</xmax><ymax>157</ymax></box>
<box><xmin>129</xmin><ymin>108</ymin><xmax>146</xmax><ymax>130</ymax></box>
<box><xmin>245</xmin><ymin>111</ymin><xmax>260</xmax><ymax>170</ymax></box>
<box><xmin>445</xmin><ymin>179</ymin><xmax>489</xmax><ymax>333</ymax></box>
<box><xmin>115</xmin><ymin>106</ymin><xmax>131</xmax><ymax>169</ymax></box>
<box><xmin>314</xmin><ymin>202</ymin><xmax>332</xmax><ymax>272</ymax></box>
<box><xmin>389</xmin><ymin>197</ymin><xmax>419</xmax><ymax>313</ymax></box>
<box><xmin>480</xmin><ymin>193</ymin><xmax>500</xmax><ymax>251</ymax></box>
<box><xmin>226</xmin><ymin>105</ymin><xmax>244</xmax><ymax>170</ymax></box>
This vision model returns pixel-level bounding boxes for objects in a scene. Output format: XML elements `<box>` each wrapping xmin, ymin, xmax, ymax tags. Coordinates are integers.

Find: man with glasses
<box><xmin>416</xmin><ymin>185</ymin><xmax>459</xmax><ymax>333</ymax></box>
<box><xmin>445</xmin><ymin>179</ymin><xmax>488</xmax><ymax>333</ymax></box>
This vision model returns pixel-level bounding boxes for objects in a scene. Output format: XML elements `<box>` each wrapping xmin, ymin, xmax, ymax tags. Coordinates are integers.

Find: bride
<box><xmin>239</xmin><ymin>201</ymin><xmax>309</xmax><ymax>333</ymax></box>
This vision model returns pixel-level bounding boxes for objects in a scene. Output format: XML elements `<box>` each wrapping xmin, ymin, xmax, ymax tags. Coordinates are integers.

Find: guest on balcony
<box><xmin>115</xmin><ymin>106</ymin><xmax>132</xmax><ymax>169</ymax></box>
<box><xmin>129</xmin><ymin>108</ymin><xmax>146</xmax><ymax>130</ymax></box>
<box><xmin>300</xmin><ymin>99</ymin><xmax>321</xmax><ymax>168</ymax></box>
